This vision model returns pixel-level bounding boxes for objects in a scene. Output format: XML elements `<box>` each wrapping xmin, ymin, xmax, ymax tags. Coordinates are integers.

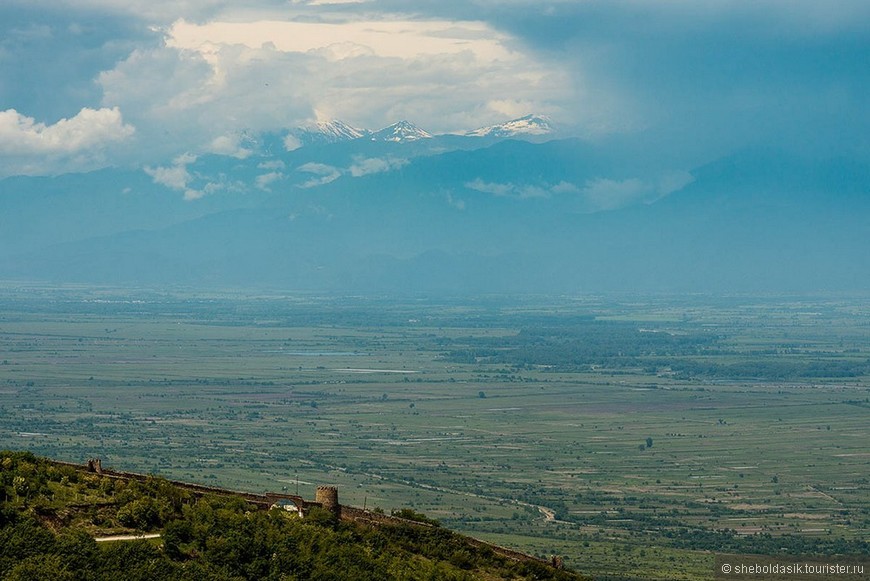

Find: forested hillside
<box><xmin>0</xmin><ymin>451</ymin><xmax>583</xmax><ymax>580</ymax></box>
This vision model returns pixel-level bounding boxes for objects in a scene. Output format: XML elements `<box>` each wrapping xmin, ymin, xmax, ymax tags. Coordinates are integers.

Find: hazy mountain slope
<box><xmin>1</xmin><ymin>142</ymin><xmax>867</xmax><ymax>293</ymax></box>
<box><xmin>0</xmin><ymin>168</ymin><xmax>262</xmax><ymax>259</ymax></box>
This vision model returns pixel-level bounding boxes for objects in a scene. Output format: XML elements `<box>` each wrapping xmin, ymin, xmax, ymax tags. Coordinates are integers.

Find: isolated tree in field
<box><xmin>645</xmin><ymin>437</ymin><xmax>653</xmax><ymax>449</ymax></box>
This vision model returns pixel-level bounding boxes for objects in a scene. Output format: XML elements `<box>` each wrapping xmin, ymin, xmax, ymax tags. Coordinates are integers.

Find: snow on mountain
<box><xmin>294</xmin><ymin>120</ymin><xmax>370</xmax><ymax>145</ymax></box>
<box><xmin>285</xmin><ymin>116</ymin><xmax>551</xmax><ymax>149</ymax></box>
<box><xmin>466</xmin><ymin>114</ymin><xmax>553</xmax><ymax>138</ymax></box>
<box><xmin>315</xmin><ymin>120</ymin><xmax>369</xmax><ymax>141</ymax></box>
<box><xmin>369</xmin><ymin>121</ymin><xmax>432</xmax><ymax>142</ymax></box>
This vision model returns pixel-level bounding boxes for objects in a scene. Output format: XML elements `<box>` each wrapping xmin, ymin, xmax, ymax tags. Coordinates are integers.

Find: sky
<box><xmin>1</xmin><ymin>0</ymin><xmax>868</xmax><ymax>177</ymax></box>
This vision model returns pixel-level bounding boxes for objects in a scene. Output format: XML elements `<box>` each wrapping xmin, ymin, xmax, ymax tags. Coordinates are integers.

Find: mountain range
<box><xmin>0</xmin><ymin>114</ymin><xmax>867</xmax><ymax>294</ymax></box>
<box><xmin>290</xmin><ymin>115</ymin><xmax>553</xmax><ymax>146</ymax></box>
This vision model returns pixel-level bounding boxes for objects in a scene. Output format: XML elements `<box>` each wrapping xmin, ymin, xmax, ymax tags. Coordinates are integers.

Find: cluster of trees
<box><xmin>443</xmin><ymin>321</ymin><xmax>870</xmax><ymax>380</ymax></box>
<box><xmin>664</xmin><ymin>528</ymin><xmax>870</xmax><ymax>556</ymax></box>
<box><xmin>1</xmin><ymin>451</ymin><xmax>584</xmax><ymax>580</ymax></box>
<box><xmin>669</xmin><ymin>358</ymin><xmax>870</xmax><ymax>380</ymax></box>
<box><xmin>444</xmin><ymin>322</ymin><xmax>717</xmax><ymax>369</ymax></box>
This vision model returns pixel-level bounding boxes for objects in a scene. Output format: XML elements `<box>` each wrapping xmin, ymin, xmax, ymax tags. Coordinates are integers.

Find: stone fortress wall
<box><xmin>54</xmin><ymin>458</ymin><xmax>555</xmax><ymax>567</ymax></box>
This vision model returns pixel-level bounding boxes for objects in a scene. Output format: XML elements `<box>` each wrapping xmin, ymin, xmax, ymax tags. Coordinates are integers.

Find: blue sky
<box><xmin>1</xmin><ymin>0</ymin><xmax>868</xmax><ymax>177</ymax></box>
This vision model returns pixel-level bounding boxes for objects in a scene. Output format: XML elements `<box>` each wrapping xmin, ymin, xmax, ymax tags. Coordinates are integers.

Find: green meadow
<box><xmin>1</xmin><ymin>286</ymin><xmax>868</xmax><ymax>580</ymax></box>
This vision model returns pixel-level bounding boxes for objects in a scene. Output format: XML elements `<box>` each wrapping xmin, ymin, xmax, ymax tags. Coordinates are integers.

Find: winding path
<box><xmin>94</xmin><ymin>533</ymin><xmax>161</xmax><ymax>543</ymax></box>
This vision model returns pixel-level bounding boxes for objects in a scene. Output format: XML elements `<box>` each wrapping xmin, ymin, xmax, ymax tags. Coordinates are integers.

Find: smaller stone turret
<box><xmin>315</xmin><ymin>485</ymin><xmax>339</xmax><ymax>515</ymax></box>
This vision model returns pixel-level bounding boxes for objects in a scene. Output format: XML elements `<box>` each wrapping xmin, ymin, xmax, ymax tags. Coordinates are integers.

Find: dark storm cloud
<box><xmin>366</xmin><ymin>0</ymin><xmax>870</xmax><ymax>161</ymax></box>
<box><xmin>0</xmin><ymin>4</ymin><xmax>157</xmax><ymax>122</ymax></box>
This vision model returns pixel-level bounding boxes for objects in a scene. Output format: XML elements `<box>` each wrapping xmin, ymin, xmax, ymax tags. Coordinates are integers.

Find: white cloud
<box><xmin>465</xmin><ymin>178</ymin><xmax>553</xmax><ymax>199</ymax></box>
<box><xmin>0</xmin><ymin>107</ymin><xmax>135</xmax><ymax>176</ymax></box>
<box><xmin>297</xmin><ymin>162</ymin><xmax>341</xmax><ymax>188</ymax></box>
<box><xmin>95</xmin><ymin>42</ymin><xmax>307</xmax><ymax>162</ymax></box>
<box><xmin>464</xmin><ymin>173</ymin><xmax>694</xmax><ymax>210</ymax></box>
<box><xmin>179</xmin><ymin>174</ymin><xmax>244</xmax><ymax>201</ymax></box>
<box><xmin>90</xmin><ymin>14</ymin><xmax>570</xmax><ymax>161</ymax></box>
<box><xmin>255</xmin><ymin>171</ymin><xmax>284</xmax><ymax>190</ymax></box>
<box><xmin>283</xmin><ymin>134</ymin><xmax>303</xmax><ymax>152</ymax></box>
<box><xmin>551</xmin><ymin>181</ymin><xmax>581</xmax><ymax>194</ymax></box>
<box><xmin>519</xmin><ymin>185</ymin><xmax>550</xmax><ymax>198</ymax></box>
<box><xmin>465</xmin><ymin>179</ymin><xmax>514</xmax><ymax>197</ymax></box>
<box><xmin>0</xmin><ymin>107</ymin><xmax>134</xmax><ymax>155</ymax></box>
<box><xmin>183</xmin><ymin>188</ymin><xmax>205</xmax><ymax>201</ymax></box>
<box><xmin>166</xmin><ymin>18</ymin><xmax>514</xmax><ymax>62</ymax></box>
<box><xmin>348</xmin><ymin>156</ymin><xmax>407</xmax><ymax>177</ymax></box>
<box><xmin>581</xmin><ymin>178</ymin><xmax>647</xmax><ymax>211</ymax></box>
<box><xmin>446</xmin><ymin>192</ymin><xmax>466</xmax><ymax>210</ymax></box>
<box><xmin>581</xmin><ymin>171</ymin><xmax>694</xmax><ymax>211</ymax></box>
<box><xmin>3</xmin><ymin>0</ymin><xmax>231</xmax><ymax>23</ymax></box>
<box><xmin>655</xmin><ymin>170</ymin><xmax>695</xmax><ymax>196</ymax></box>
<box><xmin>208</xmin><ymin>134</ymin><xmax>253</xmax><ymax>158</ymax></box>
<box><xmin>96</xmin><ymin>45</ymin><xmax>227</xmax><ymax>163</ymax></box>
<box><xmin>291</xmin><ymin>156</ymin><xmax>408</xmax><ymax>188</ymax></box>
<box><xmin>179</xmin><ymin>175</ymin><xmax>245</xmax><ymax>200</ymax></box>
<box><xmin>304</xmin><ymin>0</ymin><xmax>370</xmax><ymax>5</ymax></box>
<box><xmin>486</xmin><ymin>99</ymin><xmax>545</xmax><ymax>120</ymax></box>
<box><xmin>145</xmin><ymin>152</ymin><xmax>196</xmax><ymax>193</ymax></box>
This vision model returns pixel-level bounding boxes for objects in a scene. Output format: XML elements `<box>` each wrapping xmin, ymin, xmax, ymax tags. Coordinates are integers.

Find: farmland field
<box><xmin>1</xmin><ymin>285</ymin><xmax>868</xmax><ymax>580</ymax></box>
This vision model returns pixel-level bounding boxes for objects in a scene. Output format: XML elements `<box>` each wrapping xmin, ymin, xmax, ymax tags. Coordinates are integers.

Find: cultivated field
<box><xmin>1</xmin><ymin>285</ymin><xmax>868</xmax><ymax>580</ymax></box>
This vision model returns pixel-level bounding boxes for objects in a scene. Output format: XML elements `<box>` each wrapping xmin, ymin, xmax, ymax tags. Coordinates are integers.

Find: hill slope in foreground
<box><xmin>0</xmin><ymin>451</ymin><xmax>584</xmax><ymax>581</ymax></box>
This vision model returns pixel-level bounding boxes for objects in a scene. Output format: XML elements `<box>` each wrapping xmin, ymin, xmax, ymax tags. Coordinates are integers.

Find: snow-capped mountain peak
<box><xmin>293</xmin><ymin>120</ymin><xmax>369</xmax><ymax>145</ymax></box>
<box><xmin>466</xmin><ymin>114</ymin><xmax>553</xmax><ymax>138</ymax></box>
<box><xmin>370</xmin><ymin>120</ymin><xmax>432</xmax><ymax>142</ymax></box>
<box><xmin>314</xmin><ymin>120</ymin><xmax>368</xmax><ymax>141</ymax></box>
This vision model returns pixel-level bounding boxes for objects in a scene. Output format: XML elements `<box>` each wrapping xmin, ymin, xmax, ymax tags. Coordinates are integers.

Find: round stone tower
<box><xmin>315</xmin><ymin>485</ymin><xmax>339</xmax><ymax>515</ymax></box>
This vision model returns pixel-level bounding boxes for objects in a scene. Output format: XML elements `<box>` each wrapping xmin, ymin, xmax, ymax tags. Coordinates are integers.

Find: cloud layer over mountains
<box><xmin>1</xmin><ymin>0</ymin><xmax>868</xmax><ymax>177</ymax></box>
<box><xmin>1</xmin><ymin>1</ymin><xmax>868</xmax><ymax>294</ymax></box>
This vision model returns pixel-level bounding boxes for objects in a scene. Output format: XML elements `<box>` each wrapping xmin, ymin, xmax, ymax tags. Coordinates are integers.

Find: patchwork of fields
<box><xmin>1</xmin><ymin>286</ymin><xmax>868</xmax><ymax>580</ymax></box>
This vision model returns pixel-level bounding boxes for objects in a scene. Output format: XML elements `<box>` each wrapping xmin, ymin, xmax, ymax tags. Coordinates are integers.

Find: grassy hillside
<box><xmin>0</xmin><ymin>451</ymin><xmax>584</xmax><ymax>581</ymax></box>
